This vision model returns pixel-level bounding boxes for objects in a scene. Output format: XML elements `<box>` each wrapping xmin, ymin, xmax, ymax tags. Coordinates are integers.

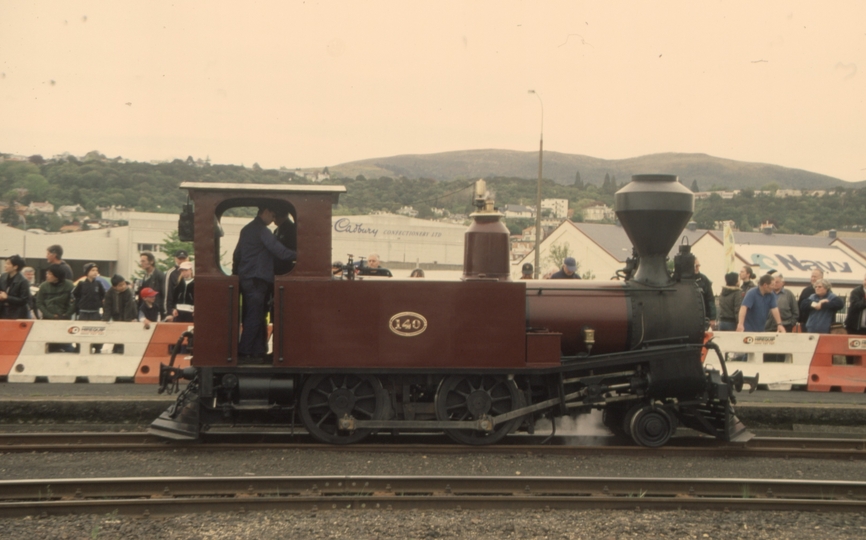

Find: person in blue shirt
<box><xmin>232</xmin><ymin>204</ymin><xmax>297</xmax><ymax>360</ymax></box>
<box><xmin>800</xmin><ymin>279</ymin><xmax>844</xmax><ymax>334</ymax></box>
<box><xmin>737</xmin><ymin>274</ymin><xmax>785</xmax><ymax>333</ymax></box>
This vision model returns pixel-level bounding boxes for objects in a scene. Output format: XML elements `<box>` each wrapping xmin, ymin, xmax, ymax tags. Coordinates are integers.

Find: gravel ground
<box><xmin>1</xmin><ymin>508</ymin><xmax>865</xmax><ymax>540</ymax></box>
<box><xmin>1</xmin><ymin>448</ymin><xmax>865</xmax><ymax>538</ymax></box>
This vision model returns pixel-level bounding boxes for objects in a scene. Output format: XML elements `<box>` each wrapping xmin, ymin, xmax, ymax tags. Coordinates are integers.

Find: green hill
<box><xmin>331</xmin><ymin>150</ymin><xmax>865</xmax><ymax>190</ymax></box>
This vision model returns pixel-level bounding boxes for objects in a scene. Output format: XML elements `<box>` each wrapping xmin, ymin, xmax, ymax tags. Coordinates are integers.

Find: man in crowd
<box><xmin>737</xmin><ymin>274</ymin><xmax>785</xmax><ymax>333</ymax></box>
<box><xmin>73</xmin><ymin>262</ymin><xmax>106</xmax><ymax>321</ymax></box>
<box><xmin>798</xmin><ymin>268</ymin><xmax>824</xmax><ymax>330</ymax></box>
<box><xmin>46</xmin><ymin>244</ymin><xmax>73</xmax><ymax>282</ymax></box>
<box><xmin>694</xmin><ymin>259</ymin><xmax>716</xmax><ymax>330</ymax></box>
<box><xmin>358</xmin><ymin>253</ymin><xmax>393</xmax><ymax>277</ymax></box>
<box><xmin>844</xmin><ymin>272</ymin><xmax>866</xmax><ymax>335</ymax></box>
<box><xmin>36</xmin><ymin>264</ymin><xmax>75</xmax><ymax>320</ymax></box>
<box><xmin>163</xmin><ymin>250</ymin><xmax>189</xmax><ymax>314</ymax></box>
<box><xmin>520</xmin><ymin>263</ymin><xmax>533</xmax><ymax>280</ymax></box>
<box><xmin>550</xmin><ymin>257</ymin><xmax>581</xmax><ymax>279</ymax></box>
<box><xmin>233</xmin><ymin>204</ymin><xmax>297</xmax><ymax>361</ymax></box>
<box><xmin>764</xmin><ymin>273</ymin><xmax>798</xmax><ymax>332</ymax></box>
<box><xmin>739</xmin><ymin>265</ymin><xmax>756</xmax><ymax>293</ymax></box>
<box><xmin>103</xmin><ymin>274</ymin><xmax>137</xmax><ymax>323</ymax></box>
<box><xmin>0</xmin><ymin>255</ymin><xmax>31</xmax><ymax>319</ymax></box>
<box><xmin>103</xmin><ymin>274</ymin><xmax>137</xmax><ymax>353</ymax></box>
<box><xmin>138</xmin><ymin>252</ymin><xmax>165</xmax><ymax>310</ymax></box>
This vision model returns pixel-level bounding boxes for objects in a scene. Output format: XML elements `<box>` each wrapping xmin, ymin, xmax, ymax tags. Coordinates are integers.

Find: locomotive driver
<box><xmin>232</xmin><ymin>204</ymin><xmax>297</xmax><ymax>361</ymax></box>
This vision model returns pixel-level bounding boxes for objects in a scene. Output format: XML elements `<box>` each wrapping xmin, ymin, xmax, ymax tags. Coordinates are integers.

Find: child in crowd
<box><xmin>138</xmin><ymin>287</ymin><xmax>165</xmax><ymax>329</ymax></box>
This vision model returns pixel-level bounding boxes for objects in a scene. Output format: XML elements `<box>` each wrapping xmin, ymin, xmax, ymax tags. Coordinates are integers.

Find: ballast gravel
<box><xmin>1</xmin><ymin>447</ymin><xmax>865</xmax><ymax>538</ymax></box>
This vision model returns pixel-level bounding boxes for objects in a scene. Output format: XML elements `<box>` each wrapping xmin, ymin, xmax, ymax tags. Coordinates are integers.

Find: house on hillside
<box><xmin>582</xmin><ymin>204</ymin><xmax>615</xmax><ymax>222</ymax></box>
<box><xmin>502</xmin><ymin>204</ymin><xmax>534</xmax><ymax>219</ymax></box>
<box><xmin>28</xmin><ymin>202</ymin><xmax>54</xmax><ymax>214</ymax></box>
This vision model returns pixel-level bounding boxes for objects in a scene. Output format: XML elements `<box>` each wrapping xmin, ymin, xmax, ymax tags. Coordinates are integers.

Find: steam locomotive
<box><xmin>150</xmin><ymin>174</ymin><xmax>755</xmax><ymax>447</ymax></box>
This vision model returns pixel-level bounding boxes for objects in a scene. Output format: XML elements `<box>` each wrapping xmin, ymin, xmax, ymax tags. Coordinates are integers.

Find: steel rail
<box><xmin>0</xmin><ymin>475</ymin><xmax>864</xmax><ymax>517</ymax></box>
<box><xmin>0</xmin><ymin>432</ymin><xmax>863</xmax><ymax>459</ymax></box>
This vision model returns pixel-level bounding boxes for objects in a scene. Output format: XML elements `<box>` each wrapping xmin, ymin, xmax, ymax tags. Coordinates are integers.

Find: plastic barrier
<box><xmin>709</xmin><ymin>331</ymin><xmax>820</xmax><ymax>390</ymax></box>
<box><xmin>0</xmin><ymin>320</ymin><xmax>33</xmax><ymax>380</ymax></box>
<box><xmin>9</xmin><ymin>321</ymin><xmax>156</xmax><ymax>383</ymax></box>
<box><xmin>134</xmin><ymin>322</ymin><xmax>194</xmax><ymax>384</ymax></box>
<box><xmin>807</xmin><ymin>335</ymin><xmax>866</xmax><ymax>392</ymax></box>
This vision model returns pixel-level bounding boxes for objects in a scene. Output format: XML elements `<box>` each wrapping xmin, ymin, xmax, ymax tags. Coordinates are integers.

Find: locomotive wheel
<box><xmin>299</xmin><ymin>374</ymin><xmax>386</xmax><ymax>445</ymax></box>
<box><xmin>435</xmin><ymin>374</ymin><xmax>522</xmax><ymax>445</ymax></box>
<box><xmin>628</xmin><ymin>405</ymin><xmax>676</xmax><ymax>448</ymax></box>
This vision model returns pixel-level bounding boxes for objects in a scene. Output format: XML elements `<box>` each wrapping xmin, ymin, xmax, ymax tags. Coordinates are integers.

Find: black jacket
<box><xmin>0</xmin><ymin>272</ymin><xmax>31</xmax><ymax>319</ymax></box>
<box><xmin>103</xmin><ymin>287</ymin><xmax>137</xmax><ymax>322</ymax></box>
<box><xmin>73</xmin><ymin>278</ymin><xmax>106</xmax><ymax>313</ymax></box>
<box><xmin>798</xmin><ymin>284</ymin><xmax>816</xmax><ymax>324</ymax></box>
<box><xmin>844</xmin><ymin>285</ymin><xmax>866</xmax><ymax>334</ymax></box>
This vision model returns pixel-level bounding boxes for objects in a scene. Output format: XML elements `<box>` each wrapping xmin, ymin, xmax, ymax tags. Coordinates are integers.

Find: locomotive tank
<box><xmin>525</xmin><ymin>174</ymin><xmax>705</xmax><ymax>357</ymax></box>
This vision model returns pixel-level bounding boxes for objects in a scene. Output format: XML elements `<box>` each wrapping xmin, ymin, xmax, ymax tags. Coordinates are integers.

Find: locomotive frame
<box><xmin>150</xmin><ymin>175</ymin><xmax>755</xmax><ymax>447</ymax></box>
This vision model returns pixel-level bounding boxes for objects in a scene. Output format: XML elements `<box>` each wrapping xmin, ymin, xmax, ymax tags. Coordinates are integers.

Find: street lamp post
<box><xmin>528</xmin><ymin>90</ymin><xmax>543</xmax><ymax>279</ymax></box>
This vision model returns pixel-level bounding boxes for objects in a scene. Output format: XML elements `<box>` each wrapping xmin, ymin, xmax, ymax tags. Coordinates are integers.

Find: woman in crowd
<box><xmin>716</xmin><ymin>272</ymin><xmax>742</xmax><ymax>331</ymax></box>
<box><xmin>170</xmin><ymin>261</ymin><xmax>195</xmax><ymax>323</ymax></box>
<box><xmin>800</xmin><ymin>278</ymin><xmax>844</xmax><ymax>334</ymax></box>
<box><xmin>0</xmin><ymin>255</ymin><xmax>31</xmax><ymax>320</ymax></box>
<box><xmin>409</xmin><ymin>268</ymin><xmax>425</xmax><ymax>278</ymax></box>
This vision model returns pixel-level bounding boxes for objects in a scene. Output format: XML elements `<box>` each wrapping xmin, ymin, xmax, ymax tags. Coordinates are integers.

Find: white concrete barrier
<box><xmin>709</xmin><ymin>331</ymin><xmax>821</xmax><ymax>390</ymax></box>
<box><xmin>9</xmin><ymin>321</ymin><xmax>156</xmax><ymax>383</ymax></box>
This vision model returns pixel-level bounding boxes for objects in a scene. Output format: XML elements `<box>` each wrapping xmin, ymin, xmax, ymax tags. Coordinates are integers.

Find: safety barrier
<box><xmin>0</xmin><ymin>320</ymin><xmax>33</xmax><ymax>381</ymax></box>
<box><xmin>135</xmin><ymin>323</ymin><xmax>194</xmax><ymax>384</ymax></box>
<box><xmin>807</xmin><ymin>335</ymin><xmax>866</xmax><ymax>392</ymax></box>
<box><xmin>9</xmin><ymin>320</ymin><xmax>158</xmax><ymax>383</ymax></box>
<box><xmin>707</xmin><ymin>332</ymin><xmax>821</xmax><ymax>391</ymax></box>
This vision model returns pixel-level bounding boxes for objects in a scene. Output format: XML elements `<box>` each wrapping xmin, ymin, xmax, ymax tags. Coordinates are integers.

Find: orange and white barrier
<box><xmin>807</xmin><ymin>335</ymin><xmax>866</xmax><ymax>393</ymax></box>
<box><xmin>0</xmin><ymin>320</ymin><xmax>33</xmax><ymax>380</ymax></box>
<box><xmin>5</xmin><ymin>321</ymin><xmax>192</xmax><ymax>384</ymax></box>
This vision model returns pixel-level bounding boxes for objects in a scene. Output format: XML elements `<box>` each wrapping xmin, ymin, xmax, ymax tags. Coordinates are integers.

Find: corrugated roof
<box><xmin>707</xmin><ymin>230</ymin><xmax>834</xmax><ymax>248</ymax></box>
<box><xmin>573</xmin><ymin>222</ymin><xmax>709</xmax><ymax>262</ymax></box>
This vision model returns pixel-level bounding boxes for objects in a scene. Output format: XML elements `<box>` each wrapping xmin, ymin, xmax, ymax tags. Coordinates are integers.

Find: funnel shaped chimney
<box><xmin>615</xmin><ymin>175</ymin><xmax>694</xmax><ymax>286</ymax></box>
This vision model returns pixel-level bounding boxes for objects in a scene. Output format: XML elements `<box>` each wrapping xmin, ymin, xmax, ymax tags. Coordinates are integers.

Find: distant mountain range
<box><xmin>331</xmin><ymin>150</ymin><xmax>866</xmax><ymax>190</ymax></box>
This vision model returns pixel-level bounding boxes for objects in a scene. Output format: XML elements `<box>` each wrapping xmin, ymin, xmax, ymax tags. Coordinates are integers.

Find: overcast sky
<box><xmin>1</xmin><ymin>1</ymin><xmax>864</xmax><ymax>181</ymax></box>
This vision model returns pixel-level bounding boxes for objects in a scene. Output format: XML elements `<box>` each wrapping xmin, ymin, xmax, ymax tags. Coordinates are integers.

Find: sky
<box><xmin>1</xmin><ymin>1</ymin><xmax>864</xmax><ymax>182</ymax></box>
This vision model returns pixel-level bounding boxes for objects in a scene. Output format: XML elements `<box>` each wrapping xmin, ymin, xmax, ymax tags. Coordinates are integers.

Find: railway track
<box><xmin>0</xmin><ymin>475</ymin><xmax>863</xmax><ymax>517</ymax></box>
<box><xmin>0</xmin><ymin>432</ymin><xmax>864</xmax><ymax>460</ymax></box>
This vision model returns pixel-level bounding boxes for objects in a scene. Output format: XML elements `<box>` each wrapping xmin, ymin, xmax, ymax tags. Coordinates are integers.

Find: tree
<box><xmin>157</xmin><ymin>230</ymin><xmax>195</xmax><ymax>273</ymax></box>
<box><xmin>690</xmin><ymin>179</ymin><xmax>700</xmax><ymax>192</ymax></box>
<box><xmin>28</xmin><ymin>155</ymin><xmax>45</xmax><ymax>165</ymax></box>
<box><xmin>545</xmin><ymin>242</ymin><xmax>573</xmax><ymax>273</ymax></box>
<box><xmin>574</xmin><ymin>170</ymin><xmax>583</xmax><ymax>189</ymax></box>
<box><xmin>1</xmin><ymin>205</ymin><xmax>19</xmax><ymax>225</ymax></box>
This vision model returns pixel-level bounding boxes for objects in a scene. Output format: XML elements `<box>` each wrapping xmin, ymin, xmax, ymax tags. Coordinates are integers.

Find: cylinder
<box><xmin>463</xmin><ymin>213</ymin><xmax>511</xmax><ymax>280</ymax></box>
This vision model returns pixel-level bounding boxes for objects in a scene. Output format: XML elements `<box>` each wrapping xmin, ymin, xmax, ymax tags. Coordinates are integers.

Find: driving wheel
<box><xmin>435</xmin><ymin>374</ymin><xmax>522</xmax><ymax>445</ymax></box>
<box><xmin>300</xmin><ymin>374</ymin><xmax>386</xmax><ymax>444</ymax></box>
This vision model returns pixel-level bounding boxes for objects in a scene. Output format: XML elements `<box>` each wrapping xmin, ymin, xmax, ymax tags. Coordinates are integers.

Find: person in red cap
<box><xmin>138</xmin><ymin>287</ymin><xmax>165</xmax><ymax>329</ymax></box>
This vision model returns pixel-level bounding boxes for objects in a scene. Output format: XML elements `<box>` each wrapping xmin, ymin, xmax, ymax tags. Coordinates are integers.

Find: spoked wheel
<box><xmin>300</xmin><ymin>374</ymin><xmax>386</xmax><ymax>445</ymax></box>
<box><xmin>627</xmin><ymin>404</ymin><xmax>676</xmax><ymax>448</ymax></box>
<box><xmin>601</xmin><ymin>403</ymin><xmax>630</xmax><ymax>439</ymax></box>
<box><xmin>435</xmin><ymin>374</ymin><xmax>522</xmax><ymax>445</ymax></box>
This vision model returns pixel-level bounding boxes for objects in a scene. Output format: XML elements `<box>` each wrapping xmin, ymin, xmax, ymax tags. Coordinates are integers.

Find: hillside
<box><xmin>331</xmin><ymin>150</ymin><xmax>865</xmax><ymax>191</ymax></box>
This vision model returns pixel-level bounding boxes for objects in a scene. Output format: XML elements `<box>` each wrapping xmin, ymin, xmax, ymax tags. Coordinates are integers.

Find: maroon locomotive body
<box><xmin>151</xmin><ymin>175</ymin><xmax>754</xmax><ymax>447</ymax></box>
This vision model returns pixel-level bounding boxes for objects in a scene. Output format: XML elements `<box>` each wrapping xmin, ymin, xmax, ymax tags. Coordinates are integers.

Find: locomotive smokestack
<box><xmin>615</xmin><ymin>175</ymin><xmax>694</xmax><ymax>287</ymax></box>
<box><xmin>463</xmin><ymin>179</ymin><xmax>511</xmax><ymax>281</ymax></box>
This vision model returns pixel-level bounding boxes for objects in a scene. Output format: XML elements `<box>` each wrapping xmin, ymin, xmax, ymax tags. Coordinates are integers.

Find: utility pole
<box><xmin>528</xmin><ymin>90</ymin><xmax>543</xmax><ymax>279</ymax></box>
